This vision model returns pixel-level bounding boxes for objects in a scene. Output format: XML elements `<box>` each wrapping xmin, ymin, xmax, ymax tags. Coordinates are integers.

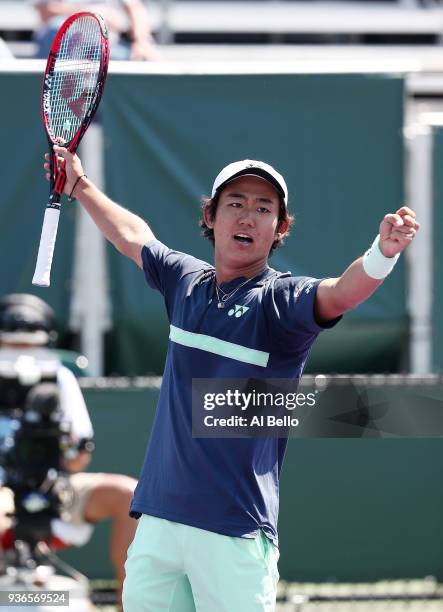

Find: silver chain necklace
<box><xmin>213</xmin><ymin>274</ymin><xmax>258</xmax><ymax>309</ymax></box>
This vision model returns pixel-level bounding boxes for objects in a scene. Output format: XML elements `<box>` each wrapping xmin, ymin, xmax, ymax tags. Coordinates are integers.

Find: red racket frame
<box><xmin>41</xmin><ymin>11</ymin><xmax>110</xmax><ymax>196</ymax></box>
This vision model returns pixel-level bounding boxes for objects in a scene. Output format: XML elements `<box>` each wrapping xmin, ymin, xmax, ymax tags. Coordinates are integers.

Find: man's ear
<box><xmin>275</xmin><ymin>218</ymin><xmax>289</xmax><ymax>239</ymax></box>
<box><xmin>203</xmin><ymin>204</ymin><xmax>215</xmax><ymax>229</ymax></box>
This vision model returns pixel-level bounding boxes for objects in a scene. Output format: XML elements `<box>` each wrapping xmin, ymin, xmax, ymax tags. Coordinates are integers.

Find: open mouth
<box><xmin>233</xmin><ymin>234</ymin><xmax>254</xmax><ymax>244</ymax></box>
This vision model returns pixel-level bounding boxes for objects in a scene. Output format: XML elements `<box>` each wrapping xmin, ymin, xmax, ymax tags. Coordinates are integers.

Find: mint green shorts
<box><xmin>122</xmin><ymin>514</ymin><xmax>280</xmax><ymax>611</ymax></box>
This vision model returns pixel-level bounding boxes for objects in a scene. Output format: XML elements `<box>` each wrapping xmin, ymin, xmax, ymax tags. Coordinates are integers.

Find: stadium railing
<box><xmin>1</xmin><ymin>1</ymin><xmax>443</xmax><ymax>43</ymax></box>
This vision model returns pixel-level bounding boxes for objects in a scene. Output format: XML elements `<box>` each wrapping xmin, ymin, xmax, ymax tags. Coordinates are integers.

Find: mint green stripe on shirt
<box><xmin>169</xmin><ymin>325</ymin><xmax>269</xmax><ymax>367</ymax></box>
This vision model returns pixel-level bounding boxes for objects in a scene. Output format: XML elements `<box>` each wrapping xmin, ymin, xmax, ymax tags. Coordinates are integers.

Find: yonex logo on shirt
<box><xmin>228</xmin><ymin>304</ymin><xmax>249</xmax><ymax>318</ymax></box>
<box><xmin>294</xmin><ymin>279</ymin><xmax>315</xmax><ymax>298</ymax></box>
<box><xmin>305</xmin><ymin>281</ymin><xmax>315</xmax><ymax>294</ymax></box>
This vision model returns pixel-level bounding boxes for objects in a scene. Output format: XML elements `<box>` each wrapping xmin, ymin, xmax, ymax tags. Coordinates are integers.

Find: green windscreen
<box><xmin>102</xmin><ymin>73</ymin><xmax>406</xmax><ymax>375</ymax></box>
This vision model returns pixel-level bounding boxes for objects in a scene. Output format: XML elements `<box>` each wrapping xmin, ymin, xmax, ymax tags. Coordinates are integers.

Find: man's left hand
<box><xmin>379</xmin><ymin>206</ymin><xmax>420</xmax><ymax>258</ymax></box>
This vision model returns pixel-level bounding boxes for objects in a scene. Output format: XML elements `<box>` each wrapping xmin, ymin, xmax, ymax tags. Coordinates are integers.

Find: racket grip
<box><xmin>32</xmin><ymin>207</ymin><xmax>60</xmax><ymax>287</ymax></box>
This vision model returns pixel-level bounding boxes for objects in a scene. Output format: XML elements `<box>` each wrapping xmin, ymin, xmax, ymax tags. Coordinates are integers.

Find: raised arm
<box><xmin>124</xmin><ymin>0</ymin><xmax>159</xmax><ymax>60</ymax></box>
<box><xmin>45</xmin><ymin>145</ymin><xmax>154</xmax><ymax>268</ymax></box>
<box><xmin>315</xmin><ymin>206</ymin><xmax>420</xmax><ymax>322</ymax></box>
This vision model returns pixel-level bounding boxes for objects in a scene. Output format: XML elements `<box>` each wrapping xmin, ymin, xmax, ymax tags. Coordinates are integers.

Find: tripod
<box><xmin>0</xmin><ymin>514</ymin><xmax>91</xmax><ymax>612</ymax></box>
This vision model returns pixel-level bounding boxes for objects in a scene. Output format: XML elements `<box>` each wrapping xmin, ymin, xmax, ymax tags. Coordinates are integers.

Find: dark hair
<box><xmin>0</xmin><ymin>294</ymin><xmax>55</xmax><ymax>336</ymax></box>
<box><xmin>199</xmin><ymin>192</ymin><xmax>295</xmax><ymax>254</ymax></box>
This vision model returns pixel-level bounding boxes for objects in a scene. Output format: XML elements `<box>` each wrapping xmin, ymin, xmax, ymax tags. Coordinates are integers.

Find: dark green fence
<box><xmin>102</xmin><ymin>73</ymin><xmax>406</xmax><ymax>375</ymax></box>
<box><xmin>0</xmin><ymin>71</ymin><xmax>406</xmax><ymax>372</ymax></box>
<box><xmin>0</xmin><ymin>73</ymin><xmax>75</xmax><ymax>330</ymax></box>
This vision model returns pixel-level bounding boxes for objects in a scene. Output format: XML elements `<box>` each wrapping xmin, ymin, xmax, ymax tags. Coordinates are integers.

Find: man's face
<box><xmin>204</xmin><ymin>175</ymin><xmax>288</xmax><ymax>269</ymax></box>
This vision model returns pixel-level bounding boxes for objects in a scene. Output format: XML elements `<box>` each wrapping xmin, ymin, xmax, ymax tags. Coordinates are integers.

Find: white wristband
<box><xmin>362</xmin><ymin>234</ymin><xmax>400</xmax><ymax>280</ymax></box>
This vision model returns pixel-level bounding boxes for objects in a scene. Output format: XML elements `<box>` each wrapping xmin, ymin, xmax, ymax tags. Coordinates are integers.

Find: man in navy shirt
<box><xmin>46</xmin><ymin>148</ymin><xmax>419</xmax><ymax>611</ymax></box>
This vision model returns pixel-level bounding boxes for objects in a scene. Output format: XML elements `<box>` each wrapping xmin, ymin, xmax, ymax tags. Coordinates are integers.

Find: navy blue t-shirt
<box><xmin>130</xmin><ymin>240</ymin><xmax>340</xmax><ymax>545</ymax></box>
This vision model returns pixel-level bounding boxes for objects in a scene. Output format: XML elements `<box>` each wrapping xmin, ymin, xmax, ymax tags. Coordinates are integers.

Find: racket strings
<box><xmin>48</xmin><ymin>16</ymin><xmax>102</xmax><ymax>144</ymax></box>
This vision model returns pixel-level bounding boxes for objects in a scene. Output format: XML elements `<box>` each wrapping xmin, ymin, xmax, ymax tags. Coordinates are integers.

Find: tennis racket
<box><xmin>32</xmin><ymin>12</ymin><xmax>110</xmax><ymax>287</ymax></box>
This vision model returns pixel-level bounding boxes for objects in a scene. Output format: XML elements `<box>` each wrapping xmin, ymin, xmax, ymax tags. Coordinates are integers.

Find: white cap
<box><xmin>211</xmin><ymin>159</ymin><xmax>288</xmax><ymax>207</ymax></box>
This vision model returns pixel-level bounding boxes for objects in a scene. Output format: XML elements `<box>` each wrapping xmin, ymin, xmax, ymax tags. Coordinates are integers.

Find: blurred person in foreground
<box><xmin>0</xmin><ymin>293</ymin><xmax>137</xmax><ymax>608</ymax></box>
<box><xmin>45</xmin><ymin>145</ymin><xmax>419</xmax><ymax>611</ymax></box>
<box><xmin>31</xmin><ymin>0</ymin><xmax>159</xmax><ymax>60</ymax></box>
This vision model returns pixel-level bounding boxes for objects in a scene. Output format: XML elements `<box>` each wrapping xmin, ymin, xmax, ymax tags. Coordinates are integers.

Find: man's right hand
<box><xmin>44</xmin><ymin>146</ymin><xmax>86</xmax><ymax>198</ymax></box>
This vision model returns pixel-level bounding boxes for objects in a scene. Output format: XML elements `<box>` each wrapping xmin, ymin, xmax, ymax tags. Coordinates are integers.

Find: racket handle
<box><xmin>32</xmin><ymin>207</ymin><xmax>60</xmax><ymax>287</ymax></box>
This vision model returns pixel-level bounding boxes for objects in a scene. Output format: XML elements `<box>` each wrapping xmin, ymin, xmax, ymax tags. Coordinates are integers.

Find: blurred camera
<box><xmin>0</xmin><ymin>293</ymin><xmax>73</xmax><ymax>546</ymax></box>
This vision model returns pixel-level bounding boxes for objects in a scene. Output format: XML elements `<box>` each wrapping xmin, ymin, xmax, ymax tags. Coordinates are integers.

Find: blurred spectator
<box><xmin>31</xmin><ymin>0</ymin><xmax>159</xmax><ymax>60</ymax></box>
